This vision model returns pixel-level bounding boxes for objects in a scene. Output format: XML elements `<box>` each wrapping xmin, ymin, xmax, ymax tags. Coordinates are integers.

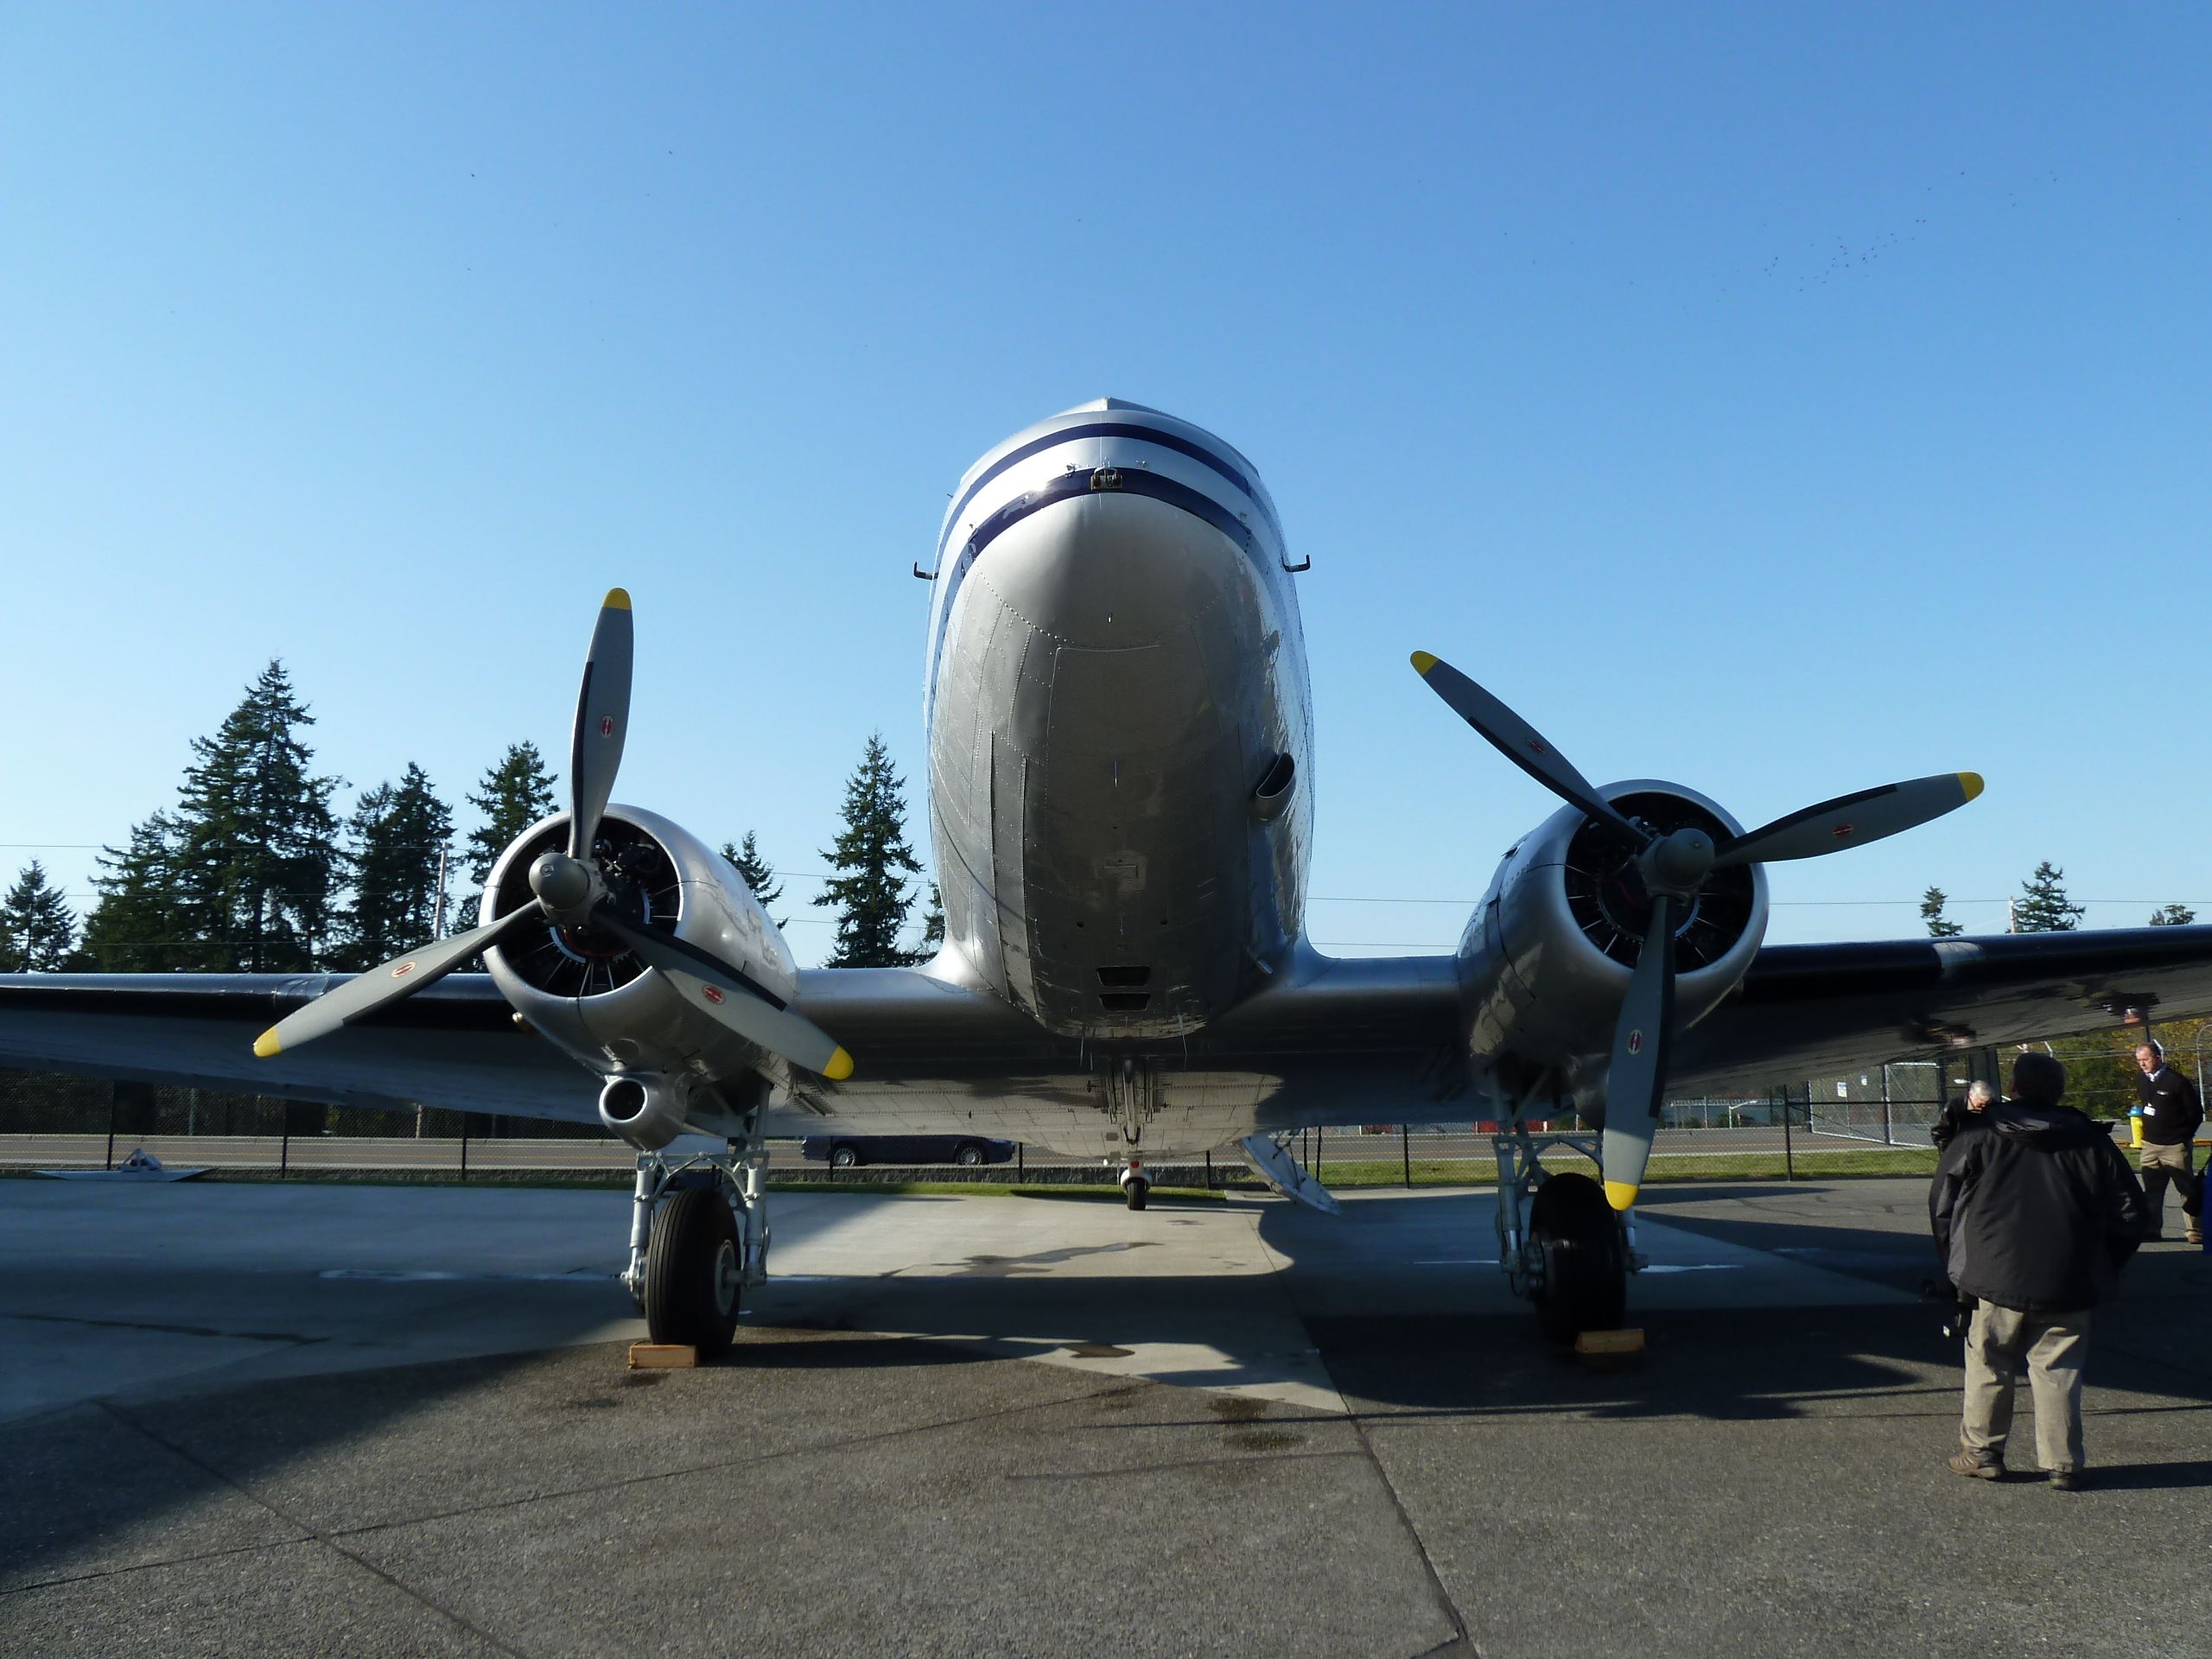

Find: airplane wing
<box><xmin>4</xmin><ymin>925</ymin><xmax>2209</xmax><ymax>1141</ymax></box>
<box><xmin>0</xmin><ymin>973</ymin><xmax>597</xmax><ymax>1122</ymax></box>
<box><xmin>1671</xmin><ymin>925</ymin><xmax>2212</xmax><ymax>1094</ymax></box>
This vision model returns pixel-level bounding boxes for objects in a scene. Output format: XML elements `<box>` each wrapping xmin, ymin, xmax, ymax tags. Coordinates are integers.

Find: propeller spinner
<box><xmin>254</xmin><ymin>591</ymin><xmax>854</xmax><ymax>1083</ymax></box>
<box><xmin>1412</xmin><ymin>649</ymin><xmax>1979</xmax><ymax>1211</ymax></box>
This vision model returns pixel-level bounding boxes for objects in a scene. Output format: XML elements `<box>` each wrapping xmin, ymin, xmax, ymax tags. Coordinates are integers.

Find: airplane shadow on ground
<box><xmin>7</xmin><ymin>1186</ymin><xmax>2211</xmax><ymax>1593</ymax></box>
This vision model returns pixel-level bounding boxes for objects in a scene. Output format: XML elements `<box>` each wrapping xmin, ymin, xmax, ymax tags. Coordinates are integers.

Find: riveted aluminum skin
<box><xmin>1459</xmin><ymin>779</ymin><xmax>1770</xmax><ymax>1105</ymax></box>
<box><xmin>480</xmin><ymin>804</ymin><xmax>797</xmax><ymax>1118</ymax></box>
<box><xmin>922</xmin><ymin>400</ymin><xmax>1313</xmax><ymax>1041</ymax></box>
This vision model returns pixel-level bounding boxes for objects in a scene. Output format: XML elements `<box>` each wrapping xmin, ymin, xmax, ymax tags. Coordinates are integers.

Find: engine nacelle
<box><xmin>476</xmin><ymin>804</ymin><xmax>796</xmax><ymax>1135</ymax></box>
<box><xmin>1459</xmin><ymin>779</ymin><xmax>1769</xmax><ymax>1109</ymax></box>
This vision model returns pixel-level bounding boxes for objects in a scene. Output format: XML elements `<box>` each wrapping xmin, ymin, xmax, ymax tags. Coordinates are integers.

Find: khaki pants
<box><xmin>1961</xmin><ymin>1303</ymin><xmax>2089</xmax><ymax>1472</ymax></box>
<box><xmin>2139</xmin><ymin>1141</ymin><xmax>2201</xmax><ymax>1233</ymax></box>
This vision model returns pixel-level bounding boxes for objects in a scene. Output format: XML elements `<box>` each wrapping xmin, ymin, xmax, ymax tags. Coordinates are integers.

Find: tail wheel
<box><xmin>645</xmin><ymin>1186</ymin><xmax>743</xmax><ymax>1356</ymax></box>
<box><xmin>1529</xmin><ymin>1171</ymin><xmax>1627</xmax><ymax>1345</ymax></box>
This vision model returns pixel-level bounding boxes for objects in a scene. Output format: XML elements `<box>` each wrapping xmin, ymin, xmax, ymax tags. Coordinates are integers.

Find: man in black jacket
<box><xmin>2133</xmin><ymin>1042</ymin><xmax>2204</xmax><ymax>1245</ymax></box>
<box><xmin>1929</xmin><ymin>1052</ymin><xmax>2149</xmax><ymax>1489</ymax></box>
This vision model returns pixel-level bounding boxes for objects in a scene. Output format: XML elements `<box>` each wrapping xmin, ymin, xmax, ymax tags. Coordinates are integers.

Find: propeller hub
<box><xmin>528</xmin><ymin>851</ymin><xmax>596</xmax><ymax>916</ymax></box>
<box><xmin>1644</xmin><ymin>828</ymin><xmax>1714</xmax><ymax>897</ymax></box>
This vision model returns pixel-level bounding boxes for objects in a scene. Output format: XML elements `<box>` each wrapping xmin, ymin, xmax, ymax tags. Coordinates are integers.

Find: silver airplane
<box><xmin>8</xmin><ymin>397</ymin><xmax>2212</xmax><ymax>1351</ymax></box>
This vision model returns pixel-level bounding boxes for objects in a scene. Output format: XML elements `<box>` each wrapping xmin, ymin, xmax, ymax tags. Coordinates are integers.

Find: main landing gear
<box><xmin>1494</xmin><ymin>1122</ymin><xmax>1640</xmax><ymax>1344</ymax></box>
<box><xmin>624</xmin><ymin>1135</ymin><xmax>769</xmax><ymax>1357</ymax></box>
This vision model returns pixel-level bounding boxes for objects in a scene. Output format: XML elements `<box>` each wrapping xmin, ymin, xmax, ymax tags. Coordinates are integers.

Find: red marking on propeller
<box><xmin>391</xmin><ymin>961</ymin><xmax>416</xmax><ymax>979</ymax></box>
<box><xmin>1833</xmin><ymin>823</ymin><xmax>1855</xmax><ymax>839</ymax></box>
<box><xmin>702</xmin><ymin>984</ymin><xmax>725</xmax><ymax>1005</ymax></box>
<box><xmin>600</xmin><ymin>716</ymin><xmax>613</xmax><ymax>737</ymax></box>
<box><xmin>1626</xmin><ymin>1030</ymin><xmax>1644</xmax><ymax>1055</ymax></box>
<box><xmin>1528</xmin><ymin>740</ymin><xmax>1547</xmax><ymax>754</ymax></box>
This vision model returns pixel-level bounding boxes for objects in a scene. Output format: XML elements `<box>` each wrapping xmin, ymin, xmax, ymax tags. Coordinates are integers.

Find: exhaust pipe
<box><xmin>598</xmin><ymin>1074</ymin><xmax>692</xmax><ymax>1150</ymax></box>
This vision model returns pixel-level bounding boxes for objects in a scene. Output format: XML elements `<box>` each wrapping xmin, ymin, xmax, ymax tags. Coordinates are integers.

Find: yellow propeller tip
<box><xmin>602</xmin><ymin>587</ymin><xmax>632</xmax><ymax>611</ymax></box>
<box><xmin>1603</xmin><ymin>1180</ymin><xmax>1639</xmax><ymax>1211</ymax></box>
<box><xmin>1958</xmin><ymin>771</ymin><xmax>1985</xmax><ymax>802</ymax></box>
<box><xmin>1409</xmin><ymin>650</ymin><xmax>1438</xmax><ymax>676</ymax></box>
<box><xmin>822</xmin><ymin>1046</ymin><xmax>855</xmax><ymax>1082</ymax></box>
<box><xmin>253</xmin><ymin>1029</ymin><xmax>283</xmax><ymax>1059</ymax></box>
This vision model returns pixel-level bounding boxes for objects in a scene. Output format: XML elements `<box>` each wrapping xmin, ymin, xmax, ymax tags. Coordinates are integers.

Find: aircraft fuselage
<box><xmin>925</xmin><ymin>400</ymin><xmax>1313</xmax><ymax>1039</ymax></box>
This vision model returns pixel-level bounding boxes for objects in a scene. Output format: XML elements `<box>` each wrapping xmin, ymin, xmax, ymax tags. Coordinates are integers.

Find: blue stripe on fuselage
<box><xmin>923</xmin><ymin>427</ymin><xmax>1287</xmax><ymax>741</ymax></box>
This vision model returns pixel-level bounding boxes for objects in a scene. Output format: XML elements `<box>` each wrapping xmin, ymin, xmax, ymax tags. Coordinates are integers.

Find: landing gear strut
<box><xmin>624</xmin><ymin>1132</ymin><xmax>769</xmax><ymax>1356</ymax></box>
<box><xmin>1494</xmin><ymin>1122</ymin><xmax>1639</xmax><ymax>1344</ymax></box>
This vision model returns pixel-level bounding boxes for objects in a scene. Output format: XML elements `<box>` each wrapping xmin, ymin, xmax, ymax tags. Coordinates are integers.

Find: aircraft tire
<box><xmin>645</xmin><ymin>1186</ymin><xmax>742</xmax><ymax>1356</ymax></box>
<box><xmin>1125</xmin><ymin>1179</ymin><xmax>1149</xmax><ymax>1211</ymax></box>
<box><xmin>1529</xmin><ymin>1171</ymin><xmax>1626</xmax><ymax>1345</ymax></box>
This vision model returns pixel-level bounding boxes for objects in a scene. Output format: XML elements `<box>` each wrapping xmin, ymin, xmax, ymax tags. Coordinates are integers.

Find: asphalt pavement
<box><xmin>2</xmin><ymin>1176</ymin><xmax>2206</xmax><ymax>1658</ymax></box>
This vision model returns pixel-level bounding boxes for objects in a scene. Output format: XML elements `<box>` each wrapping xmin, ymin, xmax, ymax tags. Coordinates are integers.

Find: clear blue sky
<box><xmin>3</xmin><ymin>4</ymin><xmax>2206</xmax><ymax>963</ymax></box>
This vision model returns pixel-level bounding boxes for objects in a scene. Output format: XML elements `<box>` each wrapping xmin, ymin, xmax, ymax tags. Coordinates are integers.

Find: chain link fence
<box><xmin>1</xmin><ymin>1067</ymin><xmax>1966</xmax><ymax>1188</ymax></box>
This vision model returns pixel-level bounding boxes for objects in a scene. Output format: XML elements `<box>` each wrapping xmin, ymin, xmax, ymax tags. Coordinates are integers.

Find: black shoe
<box><xmin>2048</xmin><ymin>1469</ymin><xmax>2083</xmax><ymax>1491</ymax></box>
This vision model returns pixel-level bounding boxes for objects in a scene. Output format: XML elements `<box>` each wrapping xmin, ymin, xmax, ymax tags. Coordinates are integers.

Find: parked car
<box><xmin>800</xmin><ymin>1135</ymin><xmax>1017</xmax><ymax>1169</ymax></box>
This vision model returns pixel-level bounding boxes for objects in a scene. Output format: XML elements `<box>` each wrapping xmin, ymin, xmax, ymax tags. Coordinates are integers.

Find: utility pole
<box><xmin>432</xmin><ymin>845</ymin><xmax>450</xmax><ymax>937</ymax></box>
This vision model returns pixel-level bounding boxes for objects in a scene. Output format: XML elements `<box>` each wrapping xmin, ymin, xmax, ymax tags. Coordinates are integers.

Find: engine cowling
<box><xmin>1460</xmin><ymin>779</ymin><xmax>1770</xmax><ymax>1103</ymax></box>
<box><xmin>475</xmin><ymin>804</ymin><xmax>796</xmax><ymax>1146</ymax></box>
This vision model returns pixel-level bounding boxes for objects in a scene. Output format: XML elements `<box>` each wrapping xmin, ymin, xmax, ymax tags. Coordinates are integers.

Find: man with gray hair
<box><xmin>1933</xmin><ymin>1079</ymin><xmax>1998</xmax><ymax>1148</ymax></box>
<box><xmin>1929</xmin><ymin>1051</ymin><xmax>2148</xmax><ymax>1489</ymax></box>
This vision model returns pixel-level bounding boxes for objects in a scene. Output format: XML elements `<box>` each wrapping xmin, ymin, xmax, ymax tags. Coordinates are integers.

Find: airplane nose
<box><xmin>965</xmin><ymin>488</ymin><xmax>1253</xmax><ymax>653</ymax></box>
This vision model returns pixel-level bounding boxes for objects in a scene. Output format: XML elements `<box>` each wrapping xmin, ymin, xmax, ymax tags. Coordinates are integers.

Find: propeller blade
<box><xmin>567</xmin><ymin>588</ymin><xmax>635</xmax><ymax>859</ymax></box>
<box><xmin>1599</xmin><ymin>893</ymin><xmax>1675</xmax><ymax>1211</ymax></box>
<box><xmin>1713</xmin><ymin>772</ymin><xmax>1983</xmax><ymax>869</ymax></box>
<box><xmin>588</xmin><ymin>906</ymin><xmax>854</xmax><ymax>1081</ymax></box>
<box><xmin>1409</xmin><ymin>652</ymin><xmax>1647</xmax><ymax>846</ymax></box>
<box><xmin>253</xmin><ymin>906</ymin><xmax>543</xmax><ymax>1058</ymax></box>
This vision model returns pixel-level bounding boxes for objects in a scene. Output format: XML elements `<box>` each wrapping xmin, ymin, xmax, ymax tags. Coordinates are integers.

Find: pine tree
<box><xmin>815</xmin><ymin>734</ymin><xmax>924</xmax><ymax>968</ymax></box>
<box><xmin>2150</xmin><ymin>903</ymin><xmax>2196</xmax><ymax>926</ymax></box>
<box><xmin>465</xmin><ymin>741</ymin><xmax>559</xmax><ymax>892</ymax></box>
<box><xmin>916</xmin><ymin>880</ymin><xmax>944</xmax><ymax>959</ymax></box>
<box><xmin>2012</xmin><ymin>861</ymin><xmax>2085</xmax><ymax>932</ymax></box>
<box><xmin>337</xmin><ymin>763</ymin><xmax>454</xmax><ymax>969</ymax></box>
<box><xmin>720</xmin><ymin>831</ymin><xmax>785</xmax><ymax>929</ymax></box>
<box><xmin>0</xmin><ymin>861</ymin><xmax>78</xmax><ymax>971</ymax></box>
<box><xmin>174</xmin><ymin>662</ymin><xmax>342</xmax><ymax>972</ymax></box>
<box><xmin>79</xmin><ymin>812</ymin><xmax>188</xmax><ymax>969</ymax></box>
<box><xmin>1919</xmin><ymin>887</ymin><xmax>1963</xmax><ymax>939</ymax></box>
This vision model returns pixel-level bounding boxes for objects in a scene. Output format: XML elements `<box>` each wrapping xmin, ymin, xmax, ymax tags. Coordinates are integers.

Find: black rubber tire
<box><xmin>955</xmin><ymin>1143</ymin><xmax>984</xmax><ymax>1167</ymax></box>
<box><xmin>830</xmin><ymin>1144</ymin><xmax>860</xmax><ymax>1168</ymax></box>
<box><xmin>1125</xmin><ymin>1179</ymin><xmax>1149</xmax><ymax>1211</ymax></box>
<box><xmin>644</xmin><ymin>1187</ymin><xmax>742</xmax><ymax>1356</ymax></box>
<box><xmin>1529</xmin><ymin>1171</ymin><xmax>1627</xmax><ymax>1345</ymax></box>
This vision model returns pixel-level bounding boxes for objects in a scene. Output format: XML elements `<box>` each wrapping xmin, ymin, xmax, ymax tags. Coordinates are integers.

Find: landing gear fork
<box><xmin>623</xmin><ymin>1125</ymin><xmax>770</xmax><ymax>1355</ymax></box>
<box><xmin>1492</xmin><ymin>1110</ymin><xmax>1643</xmax><ymax>1343</ymax></box>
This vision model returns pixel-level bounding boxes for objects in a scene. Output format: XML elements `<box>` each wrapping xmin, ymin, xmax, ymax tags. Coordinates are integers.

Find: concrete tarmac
<box><xmin>2</xmin><ymin>1176</ymin><xmax>2207</xmax><ymax>1657</ymax></box>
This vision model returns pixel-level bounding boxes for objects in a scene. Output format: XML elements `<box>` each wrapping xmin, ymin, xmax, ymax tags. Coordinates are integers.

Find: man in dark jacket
<box><xmin>2133</xmin><ymin>1042</ymin><xmax>2203</xmax><ymax>1245</ymax></box>
<box><xmin>1929</xmin><ymin>1052</ymin><xmax>2149</xmax><ymax>1489</ymax></box>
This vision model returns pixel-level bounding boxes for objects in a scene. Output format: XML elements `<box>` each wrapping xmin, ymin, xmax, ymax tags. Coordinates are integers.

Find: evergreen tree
<box><xmin>720</xmin><ymin>831</ymin><xmax>785</xmax><ymax>929</ymax></box>
<box><xmin>2150</xmin><ymin>903</ymin><xmax>2196</xmax><ymax>926</ymax></box>
<box><xmin>466</xmin><ymin>741</ymin><xmax>559</xmax><ymax>891</ymax></box>
<box><xmin>2012</xmin><ymin>861</ymin><xmax>2085</xmax><ymax>932</ymax></box>
<box><xmin>915</xmin><ymin>880</ymin><xmax>944</xmax><ymax>958</ymax></box>
<box><xmin>1919</xmin><ymin>887</ymin><xmax>1963</xmax><ymax>938</ymax></box>
<box><xmin>173</xmin><ymin>661</ymin><xmax>343</xmax><ymax>971</ymax></box>
<box><xmin>336</xmin><ymin>764</ymin><xmax>454</xmax><ymax>969</ymax></box>
<box><xmin>815</xmin><ymin>733</ymin><xmax>924</xmax><ymax>968</ymax></box>
<box><xmin>0</xmin><ymin>861</ymin><xmax>78</xmax><ymax>971</ymax></box>
<box><xmin>79</xmin><ymin>812</ymin><xmax>188</xmax><ymax>969</ymax></box>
